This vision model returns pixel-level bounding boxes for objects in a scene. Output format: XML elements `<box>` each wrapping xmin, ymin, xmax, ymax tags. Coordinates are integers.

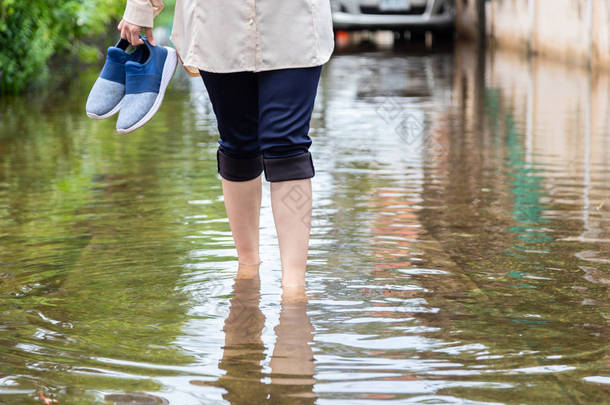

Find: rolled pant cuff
<box><xmin>217</xmin><ymin>149</ymin><xmax>263</xmax><ymax>181</ymax></box>
<box><xmin>263</xmin><ymin>152</ymin><xmax>315</xmax><ymax>182</ymax></box>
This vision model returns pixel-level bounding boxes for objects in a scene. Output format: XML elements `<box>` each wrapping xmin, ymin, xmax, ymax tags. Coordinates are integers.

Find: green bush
<box><xmin>0</xmin><ymin>0</ymin><xmax>125</xmax><ymax>93</ymax></box>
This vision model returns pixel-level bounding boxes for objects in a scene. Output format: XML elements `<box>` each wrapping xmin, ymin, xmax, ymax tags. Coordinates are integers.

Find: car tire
<box><xmin>408</xmin><ymin>30</ymin><xmax>427</xmax><ymax>43</ymax></box>
<box><xmin>432</xmin><ymin>27</ymin><xmax>455</xmax><ymax>43</ymax></box>
<box><xmin>393</xmin><ymin>30</ymin><xmax>408</xmax><ymax>43</ymax></box>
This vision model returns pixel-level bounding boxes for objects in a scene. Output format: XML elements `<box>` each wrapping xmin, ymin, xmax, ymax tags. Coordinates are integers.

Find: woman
<box><xmin>118</xmin><ymin>0</ymin><xmax>335</xmax><ymax>293</ymax></box>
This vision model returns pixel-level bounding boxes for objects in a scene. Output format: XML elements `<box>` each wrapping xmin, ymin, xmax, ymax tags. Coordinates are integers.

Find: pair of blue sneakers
<box><xmin>86</xmin><ymin>36</ymin><xmax>177</xmax><ymax>134</ymax></box>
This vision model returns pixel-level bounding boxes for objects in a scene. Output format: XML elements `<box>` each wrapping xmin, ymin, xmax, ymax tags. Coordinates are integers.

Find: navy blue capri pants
<box><xmin>199</xmin><ymin>65</ymin><xmax>322</xmax><ymax>182</ymax></box>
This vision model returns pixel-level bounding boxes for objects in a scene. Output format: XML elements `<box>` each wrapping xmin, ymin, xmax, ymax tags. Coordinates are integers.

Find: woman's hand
<box><xmin>118</xmin><ymin>19</ymin><xmax>155</xmax><ymax>46</ymax></box>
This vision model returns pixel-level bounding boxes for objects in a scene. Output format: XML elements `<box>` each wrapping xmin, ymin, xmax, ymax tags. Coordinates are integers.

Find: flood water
<box><xmin>0</xmin><ymin>38</ymin><xmax>609</xmax><ymax>404</ymax></box>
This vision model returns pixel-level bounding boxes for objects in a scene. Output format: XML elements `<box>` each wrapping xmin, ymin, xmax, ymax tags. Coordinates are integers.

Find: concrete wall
<box><xmin>451</xmin><ymin>41</ymin><xmax>610</xmax><ymax>242</ymax></box>
<box><xmin>455</xmin><ymin>0</ymin><xmax>610</xmax><ymax>70</ymax></box>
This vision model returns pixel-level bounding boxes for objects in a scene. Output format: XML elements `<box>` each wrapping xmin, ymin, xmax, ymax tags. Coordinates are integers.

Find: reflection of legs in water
<box><xmin>190</xmin><ymin>263</ymin><xmax>267</xmax><ymax>403</ymax></box>
<box><xmin>269</xmin><ymin>286</ymin><xmax>316</xmax><ymax>403</ymax></box>
<box><xmin>190</xmin><ymin>268</ymin><xmax>316</xmax><ymax>404</ymax></box>
<box><xmin>218</xmin><ymin>263</ymin><xmax>267</xmax><ymax>404</ymax></box>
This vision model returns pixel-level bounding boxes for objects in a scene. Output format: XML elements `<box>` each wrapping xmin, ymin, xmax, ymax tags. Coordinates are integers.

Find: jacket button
<box><xmin>248</xmin><ymin>18</ymin><xmax>254</xmax><ymax>25</ymax></box>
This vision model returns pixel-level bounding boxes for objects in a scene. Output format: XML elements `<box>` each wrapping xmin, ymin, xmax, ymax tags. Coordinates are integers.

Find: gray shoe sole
<box><xmin>86</xmin><ymin>96</ymin><xmax>124</xmax><ymax>120</ymax></box>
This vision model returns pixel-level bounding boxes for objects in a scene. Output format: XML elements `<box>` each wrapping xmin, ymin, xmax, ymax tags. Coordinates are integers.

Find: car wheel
<box><xmin>432</xmin><ymin>27</ymin><xmax>455</xmax><ymax>43</ymax></box>
<box><xmin>408</xmin><ymin>30</ymin><xmax>427</xmax><ymax>43</ymax></box>
<box><xmin>394</xmin><ymin>30</ymin><xmax>408</xmax><ymax>43</ymax></box>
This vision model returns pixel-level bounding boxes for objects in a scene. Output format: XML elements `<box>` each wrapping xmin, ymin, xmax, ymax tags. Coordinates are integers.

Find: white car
<box><xmin>330</xmin><ymin>0</ymin><xmax>455</xmax><ymax>34</ymax></box>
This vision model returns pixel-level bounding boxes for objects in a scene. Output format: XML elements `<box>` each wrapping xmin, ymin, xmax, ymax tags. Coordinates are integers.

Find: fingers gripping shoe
<box><xmin>86</xmin><ymin>39</ymin><xmax>144</xmax><ymax>120</ymax></box>
<box><xmin>116</xmin><ymin>37</ymin><xmax>178</xmax><ymax>134</ymax></box>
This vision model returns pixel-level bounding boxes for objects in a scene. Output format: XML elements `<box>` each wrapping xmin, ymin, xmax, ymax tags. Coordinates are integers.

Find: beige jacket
<box><xmin>123</xmin><ymin>0</ymin><xmax>335</xmax><ymax>76</ymax></box>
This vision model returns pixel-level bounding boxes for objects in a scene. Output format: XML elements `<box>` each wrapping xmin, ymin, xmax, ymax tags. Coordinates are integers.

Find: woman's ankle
<box><xmin>236</xmin><ymin>261</ymin><xmax>261</xmax><ymax>279</ymax></box>
<box><xmin>236</xmin><ymin>246</ymin><xmax>260</xmax><ymax>265</ymax></box>
<box><xmin>281</xmin><ymin>284</ymin><xmax>307</xmax><ymax>303</ymax></box>
<box><xmin>281</xmin><ymin>271</ymin><xmax>305</xmax><ymax>289</ymax></box>
<box><xmin>237</xmin><ymin>254</ymin><xmax>261</xmax><ymax>266</ymax></box>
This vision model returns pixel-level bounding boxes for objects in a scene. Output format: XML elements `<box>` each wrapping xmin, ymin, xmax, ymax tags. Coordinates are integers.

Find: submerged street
<box><xmin>0</xmin><ymin>39</ymin><xmax>609</xmax><ymax>404</ymax></box>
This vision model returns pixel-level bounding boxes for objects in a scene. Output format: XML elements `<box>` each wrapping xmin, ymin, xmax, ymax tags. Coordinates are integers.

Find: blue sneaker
<box><xmin>116</xmin><ymin>37</ymin><xmax>178</xmax><ymax>134</ymax></box>
<box><xmin>86</xmin><ymin>38</ymin><xmax>144</xmax><ymax>120</ymax></box>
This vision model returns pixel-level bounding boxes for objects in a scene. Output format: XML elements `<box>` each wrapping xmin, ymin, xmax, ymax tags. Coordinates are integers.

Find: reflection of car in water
<box><xmin>330</xmin><ymin>0</ymin><xmax>455</xmax><ymax>36</ymax></box>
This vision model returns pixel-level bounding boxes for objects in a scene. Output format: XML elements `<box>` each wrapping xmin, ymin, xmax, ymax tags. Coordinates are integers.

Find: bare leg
<box><xmin>270</xmin><ymin>178</ymin><xmax>312</xmax><ymax>288</ymax></box>
<box><xmin>222</xmin><ymin>176</ymin><xmax>262</xmax><ymax>266</ymax></box>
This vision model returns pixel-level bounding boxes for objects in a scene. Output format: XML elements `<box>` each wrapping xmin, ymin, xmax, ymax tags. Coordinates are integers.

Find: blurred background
<box><xmin>0</xmin><ymin>1</ymin><xmax>609</xmax><ymax>404</ymax></box>
<box><xmin>0</xmin><ymin>0</ymin><xmax>176</xmax><ymax>93</ymax></box>
<box><xmin>1</xmin><ymin>0</ymin><xmax>608</xmax><ymax>94</ymax></box>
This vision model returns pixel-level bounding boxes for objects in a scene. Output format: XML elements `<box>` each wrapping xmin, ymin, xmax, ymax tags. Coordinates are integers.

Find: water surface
<box><xmin>0</xmin><ymin>40</ymin><xmax>609</xmax><ymax>404</ymax></box>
